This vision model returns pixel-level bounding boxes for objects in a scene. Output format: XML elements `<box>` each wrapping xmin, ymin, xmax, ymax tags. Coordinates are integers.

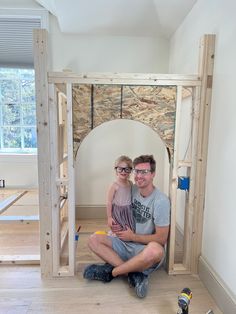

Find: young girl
<box><xmin>107</xmin><ymin>155</ymin><xmax>135</xmax><ymax>234</ymax></box>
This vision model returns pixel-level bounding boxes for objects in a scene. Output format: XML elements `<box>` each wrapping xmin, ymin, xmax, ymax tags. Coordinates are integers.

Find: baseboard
<box><xmin>199</xmin><ymin>256</ymin><xmax>236</xmax><ymax>314</ymax></box>
<box><xmin>76</xmin><ymin>205</ymin><xmax>106</xmax><ymax>219</ymax></box>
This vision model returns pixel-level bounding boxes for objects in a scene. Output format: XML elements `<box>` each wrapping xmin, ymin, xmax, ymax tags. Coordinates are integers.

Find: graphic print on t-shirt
<box><xmin>132</xmin><ymin>198</ymin><xmax>152</xmax><ymax>223</ymax></box>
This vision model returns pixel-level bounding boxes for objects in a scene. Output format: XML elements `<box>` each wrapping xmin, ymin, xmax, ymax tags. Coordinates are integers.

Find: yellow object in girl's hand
<box><xmin>95</xmin><ymin>230</ymin><xmax>107</xmax><ymax>235</ymax></box>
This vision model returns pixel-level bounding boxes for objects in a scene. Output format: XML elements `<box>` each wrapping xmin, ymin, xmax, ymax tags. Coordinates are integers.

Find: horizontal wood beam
<box><xmin>48</xmin><ymin>72</ymin><xmax>201</xmax><ymax>86</ymax></box>
<box><xmin>0</xmin><ymin>215</ymin><xmax>39</xmax><ymax>222</ymax></box>
<box><xmin>0</xmin><ymin>255</ymin><xmax>40</xmax><ymax>264</ymax></box>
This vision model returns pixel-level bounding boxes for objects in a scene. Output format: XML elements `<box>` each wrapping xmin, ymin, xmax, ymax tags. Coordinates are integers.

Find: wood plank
<box><xmin>182</xmin><ymin>86</ymin><xmax>200</xmax><ymax>269</ymax></box>
<box><xmin>49</xmin><ymin>83</ymin><xmax>61</xmax><ymax>276</ymax></box>
<box><xmin>33</xmin><ymin>28</ymin><xmax>52</xmax><ymax>277</ymax></box>
<box><xmin>0</xmin><ymin>189</ymin><xmax>25</xmax><ymax>201</ymax></box>
<box><xmin>66</xmin><ymin>83</ymin><xmax>76</xmax><ymax>275</ymax></box>
<box><xmin>48</xmin><ymin>71</ymin><xmax>201</xmax><ymax>86</ymax></box>
<box><xmin>168</xmin><ymin>86</ymin><xmax>182</xmax><ymax>273</ymax></box>
<box><xmin>191</xmin><ymin>34</ymin><xmax>215</xmax><ymax>274</ymax></box>
<box><xmin>0</xmin><ymin>215</ymin><xmax>39</xmax><ymax>221</ymax></box>
<box><xmin>0</xmin><ymin>255</ymin><xmax>40</xmax><ymax>264</ymax></box>
<box><xmin>0</xmin><ymin>191</ymin><xmax>27</xmax><ymax>214</ymax></box>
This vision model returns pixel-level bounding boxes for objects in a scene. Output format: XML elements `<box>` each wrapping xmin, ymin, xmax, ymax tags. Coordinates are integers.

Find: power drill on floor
<box><xmin>177</xmin><ymin>288</ymin><xmax>214</xmax><ymax>314</ymax></box>
<box><xmin>177</xmin><ymin>288</ymin><xmax>192</xmax><ymax>314</ymax></box>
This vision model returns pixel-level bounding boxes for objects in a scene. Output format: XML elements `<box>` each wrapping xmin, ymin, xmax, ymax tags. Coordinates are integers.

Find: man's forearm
<box><xmin>131</xmin><ymin>233</ymin><xmax>166</xmax><ymax>246</ymax></box>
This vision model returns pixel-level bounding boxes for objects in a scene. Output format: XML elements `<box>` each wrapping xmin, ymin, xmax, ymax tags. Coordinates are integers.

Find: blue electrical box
<box><xmin>178</xmin><ymin>176</ymin><xmax>190</xmax><ymax>191</ymax></box>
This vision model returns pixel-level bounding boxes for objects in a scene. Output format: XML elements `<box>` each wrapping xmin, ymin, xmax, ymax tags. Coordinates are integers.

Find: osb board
<box><xmin>122</xmin><ymin>86</ymin><xmax>176</xmax><ymax>153</ymax></box>
<box><xmin>73</xmin><ymin>84</ymin><xmax>91</xmax><ymax>155</ymax></box>
<box><xmin>72</xmin><ymin>84</ymin><xmax>180</xmax><ymax>157</ymax></box>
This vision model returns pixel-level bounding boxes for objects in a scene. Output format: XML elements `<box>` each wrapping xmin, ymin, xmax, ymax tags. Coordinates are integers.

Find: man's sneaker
<box><xmin>128</xmin><ymin>272</ymin><xmax>149</xmax><ymax>298</ymax></box>
<box><xmin>83</xmin><ymin>263</ymin><xmax>114</xmax><ymax>283</ymax></box>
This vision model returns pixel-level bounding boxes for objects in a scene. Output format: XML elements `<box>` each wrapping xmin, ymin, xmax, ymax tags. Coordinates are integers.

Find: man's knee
<box><xmin>143</xmin><ymin>242</ymin><xmax>164</xmax><ymax>264</ymax></box>
<box><xmin>88</xmin><ymin>233</ymin><xmax>110</xmax><ymax>252</ymax></box>
<box><xmin>88</xmin><ymin>233</ymin><xmax>100</xmax><ymax>251</ymax></box>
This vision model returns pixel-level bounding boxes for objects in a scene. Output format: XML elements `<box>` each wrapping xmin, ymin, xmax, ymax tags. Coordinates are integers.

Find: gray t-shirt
<box><xmin>132</xmin><ymin>185</ymin><xmax>170</xmax><ymax>234</ymax></box>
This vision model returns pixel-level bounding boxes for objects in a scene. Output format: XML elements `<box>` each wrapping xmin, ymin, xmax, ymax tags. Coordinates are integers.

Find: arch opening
<box><xmin>75</xmin><ymin>119</ymin><xmax>169</xmax><ymax>208</ymax></box>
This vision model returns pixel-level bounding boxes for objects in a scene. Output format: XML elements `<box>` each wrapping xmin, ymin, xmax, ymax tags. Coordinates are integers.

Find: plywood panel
<box><xmin>72</xmin><ymin>85</ymin><xmax>176</xmax><ymax>157</ymax></box>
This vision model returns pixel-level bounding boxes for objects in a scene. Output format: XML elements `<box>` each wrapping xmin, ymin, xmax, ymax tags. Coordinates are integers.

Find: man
<box><xmin>83</xmin><ymin>155</ymin><xmax>170</xmax><ymax>298</ymax></box>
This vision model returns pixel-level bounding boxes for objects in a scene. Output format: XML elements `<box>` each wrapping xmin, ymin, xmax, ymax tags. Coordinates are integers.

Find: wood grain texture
<box><xmin>0</xmin><ymin>264</ymin><xmax>222</xmax><ymax>314</ymax></box>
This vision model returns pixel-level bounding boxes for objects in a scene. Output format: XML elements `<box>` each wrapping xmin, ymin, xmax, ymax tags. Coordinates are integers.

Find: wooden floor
<box><xmin>0</xmin><ymin>190</ymin><xmax>222</xmax><ymax>313</ymax></box>
<box><xmin>0</xmin><ymin>190</ymin><xmax>40</xmax><ymax>263</ymax></box>
<box><xmin>0</xmin><ymin>264</ymin><xmax>222</xmax><ymax>314</ymax></box>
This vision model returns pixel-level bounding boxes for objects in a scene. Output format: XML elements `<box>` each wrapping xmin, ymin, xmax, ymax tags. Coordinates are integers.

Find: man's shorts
<box><xmin>109</xmin><ymin>236</ymin><xmax>166</xmax><ymax>275</ymax></box>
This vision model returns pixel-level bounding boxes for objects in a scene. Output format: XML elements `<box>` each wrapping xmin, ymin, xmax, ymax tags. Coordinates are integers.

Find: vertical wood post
<box><xmin>191</xmin><ymin>34</ymin><xmax>215</xmax><ymax>273</ymax></box>
<box><xmin>33</xmin><ymin>29</ymin><xmax>52</xmax><ymax>277</ymax></box>
<box><xmin>66</xmin><ymin>83</ymin><xmax>76</xmax><ymax>275</ymax></box>
<box><xmin>168</xmin><ymin>85</ymin><xmax>182</xmax><ymax>273</ymax></box>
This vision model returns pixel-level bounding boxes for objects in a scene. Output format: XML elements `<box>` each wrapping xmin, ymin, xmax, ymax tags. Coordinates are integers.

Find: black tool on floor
<box><xmin>177</xmin><ymin>288</ymin><xmax>214</xmax><ymax>314</ymax></box>
<box><xmin>177</xmin><ymin>288</ymin><xmax>192</xmax><ymax>314</ymax></box>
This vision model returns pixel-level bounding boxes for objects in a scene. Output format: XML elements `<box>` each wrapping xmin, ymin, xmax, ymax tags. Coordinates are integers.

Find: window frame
<box><xmin>0</xmin><ymin>8</ymin><xmax>49</xmax><ymax>156</ymax></box>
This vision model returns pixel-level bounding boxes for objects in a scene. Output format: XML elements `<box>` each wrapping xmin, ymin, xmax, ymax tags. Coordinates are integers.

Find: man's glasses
<box><xmin>115</xmin><ymin>166</ymin><xmax>132</xmax><ymax>174</ymax></box>
<box><xmin>133</xmin><ymin>169</ymin><xmax>152</xmax><ymax>175</ymax></box>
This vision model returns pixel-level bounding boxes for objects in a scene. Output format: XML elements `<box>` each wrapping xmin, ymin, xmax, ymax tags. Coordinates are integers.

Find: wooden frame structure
<box><xmin>33</xmin><ymin>29</ymin><xmax>215</xmax><ymax>277</ymax></box>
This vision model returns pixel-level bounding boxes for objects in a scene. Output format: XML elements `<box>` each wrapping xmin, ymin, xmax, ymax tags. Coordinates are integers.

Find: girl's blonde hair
<box><xmin>114</xmin><ymin>155</ymin><xmax>133</xmax><ymax>168</ymax></box>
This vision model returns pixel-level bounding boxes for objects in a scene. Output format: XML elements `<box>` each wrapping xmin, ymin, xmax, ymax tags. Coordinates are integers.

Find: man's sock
<box><xmin>83</xmin><ymin>263</ymin><xmax>114</xmax><ymax>283</ymax></box>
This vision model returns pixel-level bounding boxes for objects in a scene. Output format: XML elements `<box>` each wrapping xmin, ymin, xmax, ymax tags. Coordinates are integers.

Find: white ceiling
<box><xmin>36</xmin><ymin>0</ymin><xmax>197</xmax><ymax>38</ymax></box>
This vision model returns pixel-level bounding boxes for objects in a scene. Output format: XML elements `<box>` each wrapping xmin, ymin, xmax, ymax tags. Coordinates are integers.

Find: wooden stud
<box><xmin>33</xmin><ymin>29</ymin><xmax>52</xmax><ymax>277</ymax></box>
<box><xmin>191</xmin><ymin>35</ymin><xmax>215</xmax><ymax>274</ymax></box>
<box><xmin>182</xmin><ymin>86</ymin><xmax>201</xmax><ymax>269</ymax></box>
<box><xmin>48</xmin><ymin>83</ymin><xmax>61</xmax><ymax>276</ymax></box>
<box><xmin>66</xmin><ymin>83</ymin><xmax>76</xmax><ymax>275</ymax></box>
<box><xmin>168</xmin><ymin>85</ymin><xmax>183</xmax><ymax>273</ymax></box>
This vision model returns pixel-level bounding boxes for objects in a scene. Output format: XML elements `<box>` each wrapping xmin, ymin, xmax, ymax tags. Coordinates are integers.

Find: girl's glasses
<box><xmin>115</xmin><ymin>166</ymin><xmax>132</xmax><ymax>173</ymax></box>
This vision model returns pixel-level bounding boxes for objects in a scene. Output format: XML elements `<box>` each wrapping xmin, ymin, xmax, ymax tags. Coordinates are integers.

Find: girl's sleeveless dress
<box><xmin>112</xmin><ymin>184</ymin><xmax>135</xmax><ymax>232</ymax></box>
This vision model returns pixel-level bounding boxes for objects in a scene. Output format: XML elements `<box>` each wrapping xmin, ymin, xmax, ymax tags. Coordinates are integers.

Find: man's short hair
<box><xmin>133</xmin><ymin>155</ymin><xmax>156</xmax><ymax>173</ymax></box>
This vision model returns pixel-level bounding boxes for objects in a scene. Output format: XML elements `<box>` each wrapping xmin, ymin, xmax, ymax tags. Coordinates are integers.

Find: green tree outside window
<box><xmin>0</xmin><ymin>68</ymin><xmax>37</xmax><ymax>153</ymax></box>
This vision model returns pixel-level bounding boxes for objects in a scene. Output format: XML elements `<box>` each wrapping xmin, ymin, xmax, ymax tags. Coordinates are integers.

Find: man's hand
<box><xmin>116</xmin><ymin>227</ymin><xmax>135</xmax><ymax>241</ymax></box>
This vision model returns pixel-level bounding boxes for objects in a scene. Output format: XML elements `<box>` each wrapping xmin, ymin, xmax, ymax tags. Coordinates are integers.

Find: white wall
<box><xmin>75</xmin><ymin>119</ymin><xmax>168</xmax><ymax>205</ymax></box>
<box><xmin>49</xmin><ymin>15</ymin><xmax>169</xmax><ymax>73</ymax></box>
<box><xmin>0</xmin><ymin>0</ymin><xmax>39</xmax><ymax>8</ymax></box>
<box><xmin>169</xmin><ymin>0</ymin><xmax>236</xmax><ymax>297</ymax></box>
<box><xmin>0</xmin><ymin>154</ymin><xmax>38</xmax><ymax>188</ymax></box>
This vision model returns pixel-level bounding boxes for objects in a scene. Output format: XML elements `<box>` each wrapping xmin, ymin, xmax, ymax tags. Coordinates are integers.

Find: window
<box><xmin>0</xmin><ymin>9</ymin><xmax>48</xmax><ymax>154</ymax></box>
<box><xmin>0</xmin><ymin>68</ymin><xmax>37</xmax><ymax>154</ymax></box>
